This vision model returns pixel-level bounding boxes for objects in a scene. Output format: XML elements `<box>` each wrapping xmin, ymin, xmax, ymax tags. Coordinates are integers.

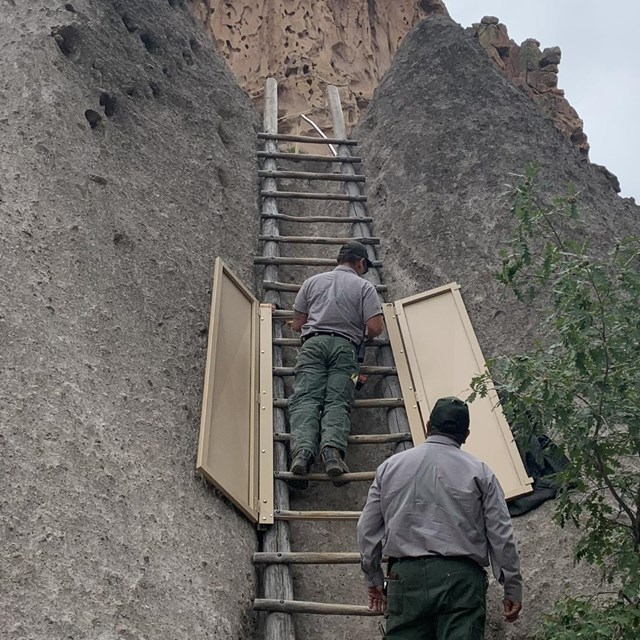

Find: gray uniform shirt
<box><xmin>293</xmin><ymin>265</ymin><xmax>382</xmax><ymax>345</ymax></box>
<box><xmin>357</xmin><ymin>435</ymin><xmax>523</xmax><ymax>601</ymax></box>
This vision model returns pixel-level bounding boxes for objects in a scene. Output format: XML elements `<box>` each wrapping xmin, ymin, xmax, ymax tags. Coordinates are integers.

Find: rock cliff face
<box><xmin>0</xmin><ymin>1</ymin><xmax>259</xmax><ymax>638</ymax></box>
<box><xmin>187</xmin><ymin>0</ymin><xmax>447</xmax><ymax>133</ymax></box>
<box><xmin>3</xmin><ymin>3</ymin><xmax>636</xmax><ymax>640</ymax></box>
<box><xmin>471</xmin><ymin>16</ymin><xmax>589</xmax><ymax>156</ymax></box>
<box><xmin>187</xmin><ymin>0</ymin><xmax>589</xmax><ymax>156</ymax></box>
<box><xmin>188</xmin><ymin>3</ymin><xmax>590</xmax><ymax>165</ymax></box>
<box><xmin>356</xmin><ymin>15</ymin><xmax>638</xmax><ymax>636</ymax></box>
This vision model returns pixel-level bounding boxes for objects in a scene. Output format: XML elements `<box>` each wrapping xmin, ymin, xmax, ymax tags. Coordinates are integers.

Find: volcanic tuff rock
<box><xmin>358</xmin><ymin>13</ymin><xmax>637</xmax><ymax>359</ymax></box>
<box><xmin>187</xmin><ymin>0</ymin><xmax>447</xmax><ymax>135</ymax></box>
<box><xmin>356</xmin><ymin>15</ymin><xmax>638</xmax><ymax>635</ymax></box>
<box><xmin>187</xmin><ymin>2</ymin><xmax>590</xmax><ymax>163</ymax></box>
<box><xmin>1</xmin><ymin>1</ymin><xmax>259</xmax><ymax>638</ymax></box>
<box><xmin>471</xmin><ymin>15</ymin><xmax>590</xmax><ymax>156</ymax></box>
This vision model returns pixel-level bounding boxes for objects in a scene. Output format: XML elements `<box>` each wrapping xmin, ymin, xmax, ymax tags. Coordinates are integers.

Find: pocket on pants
<box><xmin>385</xmin><ymin>578</ymin><xmax>404</xmax><ymax>616</ymax></box>
<box><xmin>446</xmin><ymin>570</ymin><xmax>485</xmax><ymax>610</ymax></box>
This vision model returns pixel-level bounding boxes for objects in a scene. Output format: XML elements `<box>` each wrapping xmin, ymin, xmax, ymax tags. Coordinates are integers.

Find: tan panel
<box><xmin>258</xmin><ymin>304</ymin><xmax>274</xmax><ymax>525</ymax></box>
<box><xmin>197</xmin><ymin>258</ymin><xmax>260</xmax><ymax>522</ymax></box>
<box><xmin>382</xmin><ymin>304</ymin><xmax>425</xmax><ymax>446</ymax></box>
<box><xmin>393</xmin><ymin>283</ymin><xmax>532</xmax><ymax>500</ymax></box>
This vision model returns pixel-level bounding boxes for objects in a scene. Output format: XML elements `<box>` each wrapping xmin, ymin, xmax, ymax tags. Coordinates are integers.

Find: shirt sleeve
<box><xmin>482</xmin><ymin>468</ymin><xmax>523</xmax><ymax>602</ymax></box>
<box><xmin>356</xmin><ymin>469</ymin><xmax>386</xmax><ymax>587</ymax></box>
<box><xmin>293</xmin><ymin>279</ymin><xmax>310</xmax><ymax>314</ymax></box>
<box><xmin>362</xmin><ymin>281</ymin><xmax>383</xmax><ymax>323</ymax></box>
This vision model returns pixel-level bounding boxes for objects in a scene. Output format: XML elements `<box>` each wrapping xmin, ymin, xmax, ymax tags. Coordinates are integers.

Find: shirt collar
<box><xmin>334</xmin><ymin>265</ymin><xmax>358</xmax><ymax>275</ymax></box>
<box><xmin>426</xmin><ymin>434</ymin><xmax>462</xmax><ymax>449</ymax></box>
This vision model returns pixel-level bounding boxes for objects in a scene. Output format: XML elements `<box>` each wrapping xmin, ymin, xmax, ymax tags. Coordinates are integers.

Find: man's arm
<box><xmin>365</xmin><ymin>314</ymin><xmax>385</xmax><ymax>340</ymax></box>
<box><xmin>291</xmin><ymin>310</ymin><xmax>308</xmax><ymax>333</ymax></box>
<box><xmin>356</xmin><ymin>472</ymin><xmax>386</xmax><ymax>589</ymax></box>
<box><xmin>482</xmin><ymin>469</ymin><xmax>523</xmax><ymax>622</ymax></box>
<box><xmin>362</xmin><ymin>283</ymin><xmax>383</xmax><ymax>340</ymax></box>
<box><xmin>291</xmin><ymin>281</ymin><xmax>309</xmax><ymax>333</ymax></box>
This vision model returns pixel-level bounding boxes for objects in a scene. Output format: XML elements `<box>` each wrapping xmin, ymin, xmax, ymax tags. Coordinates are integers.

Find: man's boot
<box><xmin>321</xmin><ymin>447</ymin><xmax>350</xmax><ymax>486</ymax></box>
<box><xmin>290</xmin><ymin>450</ymin><xmax>313</xmax><ymax>475</ymax></box>
<box><xmin>289</xmin><ymin>450</ymin><xmax>313</xmax><ymax>492</ymax></box>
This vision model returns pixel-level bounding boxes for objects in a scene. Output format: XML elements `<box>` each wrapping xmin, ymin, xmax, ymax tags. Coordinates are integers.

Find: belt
<box><xmin>300</xmin><ymin>331</ymin><xmax>359</xmax><ymax>348</ymax></box>
<box><xmin>396</xmin><ymin>555</ymin><xmax>481</xmax><ymax>568</ymax></box>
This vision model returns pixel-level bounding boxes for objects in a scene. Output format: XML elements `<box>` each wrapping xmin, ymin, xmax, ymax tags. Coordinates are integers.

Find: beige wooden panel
<box><xmin>393</xmin><ymin>283</ymin><xmax>533</xmax><ymax>500</ymax></box>
<box><xmin>258</xmin><ymin>304</ymin><xmax>274</xmax><ymax>525</ymax></box>
<box><xmin>197</xmin><ymin>258</ymin><xmax>260</xmax><ymax>522</ymax></box>
<box><xmin>382</xmin><ymin>303</ymin><xmax>425</xmax><ymax>446</ymax></box>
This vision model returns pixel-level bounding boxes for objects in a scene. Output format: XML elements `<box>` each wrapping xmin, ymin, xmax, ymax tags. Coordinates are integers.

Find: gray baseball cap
<box><xmin>337</xmin><ymin>240</ymin><xmax>373</xmax><ymax>270</ymax></box>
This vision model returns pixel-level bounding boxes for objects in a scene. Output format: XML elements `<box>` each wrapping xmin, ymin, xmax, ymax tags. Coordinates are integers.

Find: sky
<box><xmin>444</xmin><ymin>1</ymin><xmax>639</xmax><ymax>199</ymax></box>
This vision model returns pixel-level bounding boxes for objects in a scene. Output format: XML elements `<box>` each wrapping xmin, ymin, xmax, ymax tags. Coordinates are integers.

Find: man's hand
<box><xmin>503</xmin><ymin>599</ymin><xmax>522</xmax><ymax>623</ymax></box>
<box><xmin>367</xmin><ymin>585</ymin><xmax>386</xmax><ymax>614</ymax></box>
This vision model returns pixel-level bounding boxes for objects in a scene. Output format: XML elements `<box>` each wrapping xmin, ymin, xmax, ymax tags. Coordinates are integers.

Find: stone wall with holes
<box><xmin>0</xmin><ymin>1</ymin><xmax>260</xmax><ymax>638</ymax></box>
<box><xmin>187</xmin><ymin>0</ymin><xmax>447</xmax><ymax>136</ymax></box>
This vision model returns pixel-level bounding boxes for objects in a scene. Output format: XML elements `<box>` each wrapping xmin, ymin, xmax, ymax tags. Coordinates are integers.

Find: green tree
<box><xmin>471</xmin><ymin>164</ymin><xmax>640</xmax><ymax>638</ymax></box>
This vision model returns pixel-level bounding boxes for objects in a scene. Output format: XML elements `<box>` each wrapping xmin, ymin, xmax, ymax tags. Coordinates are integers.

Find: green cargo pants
<box><xmin>288</xmin><ymin>335</ymin><xmax>359</xmax><ymax>458</ymax></box>
<box><xmin>385</xmin><ymin>557</ymin><xmax>487</xmax><ymax>640</ymax></box>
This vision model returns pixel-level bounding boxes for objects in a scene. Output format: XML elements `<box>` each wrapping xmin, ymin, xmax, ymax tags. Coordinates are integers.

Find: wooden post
<box><xmin>260</xmin><ymin>78</ymin><xmax>296</xmax><ymax>640</ymax></box>
<box><xmin>327</xmin><ymin>85</ymin><xmax>412</xmax><ymax>454</ymax></box>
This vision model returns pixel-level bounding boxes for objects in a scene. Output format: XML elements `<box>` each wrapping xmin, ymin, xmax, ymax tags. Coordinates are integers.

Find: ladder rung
<box><xmin>254</xmin><ymin>552</ymin><xmax>362</xmax><ymax>564</ymax></box>
<box><xmin>264</xmin><ymin>281</ymin><xmax>387</xmax><ymax>293</ymax></box>
<box><xmin>275</xmin><ymin>471</ymin><xmax>375</xmax><ymax>482</ymax></box>
<box><xmin>273</xmin><ymin>366</ymin><xmax>395</xmax><ymax>376</ymax></box>
<box><xmin>261</xmin><ymin>213</ymin><xmax>373</xmax><ymax>223</ymax></box>
<box><xmin>258</xmin><ymin>151</ymin><xmax>362</xmax><ymax>163</ymax></box>
<box><xmin>272</xmin><ymin>337</ymin><xmax>389</xmax><ymax>347</ymax></box>
<box><xmin>260</xmin><ymin>235</ymin><xmax>379</xmax><ymax>245</ymax></box>
<box><xmin>274</xmin><ymin>432</ymin><xmax>411</xmax><ymax>444</ymax></box>
<box><xmin>258</xmin><ymin>133</ymin><xmax>357</xmax><ymax>146</ymax></box>
<box><xmin>256</xmin><ymin>257</ymin><xmax>382</xmax><ymax>267</ymax></box>
<box><xmin>253</xmin><ymin>598</ymin><xmax>379</xmax><ymax>616</ymax></box>
<box><xmin>274</xmin><ymin>510</ymin><xmax>361</xmax><ymax>520</ymax></box>
<box><xmin>261</xmin><ymin>190</ymin><xmax>367</xmax><ymax>202</ymax></box>
<box><xmin>259</xmin><ymin>170</ymin><xmax>365</xmax><ymax>182</ymax></box>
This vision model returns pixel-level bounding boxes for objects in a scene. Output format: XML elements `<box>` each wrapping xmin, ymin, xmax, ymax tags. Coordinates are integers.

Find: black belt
<box><xmin>300</xmin><ymin>331</ymin><xmax>359</xmax><ymax>348</ymax></box>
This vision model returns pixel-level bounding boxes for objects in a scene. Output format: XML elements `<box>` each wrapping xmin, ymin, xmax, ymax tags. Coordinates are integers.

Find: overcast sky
<box><xmin>444</xmin><ymin>1</ymin><xmax>639</xmax><ymax>199</ymax></box>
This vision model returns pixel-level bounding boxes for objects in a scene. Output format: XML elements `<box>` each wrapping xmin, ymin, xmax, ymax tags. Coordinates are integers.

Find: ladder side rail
<box><xmin>327</xmin><ymin>85</ymin><xmax>412</xmax><ymax>454</ymax></box>
<box><xmin>260</xmin><ymin>78</ymin><xmax>296</xmax><ymax>640</ymax></box>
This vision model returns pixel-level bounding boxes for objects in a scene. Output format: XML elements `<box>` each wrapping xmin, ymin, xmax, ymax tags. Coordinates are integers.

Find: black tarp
<box><xmin>509</xmin><ymin>434</ymin><xmax>570</xmax><ymax>517</ymax></box>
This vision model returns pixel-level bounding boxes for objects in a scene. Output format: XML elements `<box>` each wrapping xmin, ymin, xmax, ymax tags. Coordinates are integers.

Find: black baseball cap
<box><xmin>337</xmin><ymin>240</ymin><xmax>373</xmax><ymax>270</ymax></box>
<box><xmin>429</xmin><ymin>397</ymin><xmax>470</xmax><ymax>433</ymax></box>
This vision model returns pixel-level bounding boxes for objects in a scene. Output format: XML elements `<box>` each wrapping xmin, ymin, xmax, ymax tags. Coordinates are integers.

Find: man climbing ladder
<box><xmin>288</xmin><ymin>240</ymin><xmax>385</xmax><ymax>483</ymax></box>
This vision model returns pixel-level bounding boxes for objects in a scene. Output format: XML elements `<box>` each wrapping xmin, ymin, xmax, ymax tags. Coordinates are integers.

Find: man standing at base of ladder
<box><xmin>357</xmin><ymin>397</ymin><xmax>523</xmax><ymax>639</ymax></box>
<box><xmin>288</xmin><ymin>240</ymin><xmax>385</xmax><ymax>483</ymax></box>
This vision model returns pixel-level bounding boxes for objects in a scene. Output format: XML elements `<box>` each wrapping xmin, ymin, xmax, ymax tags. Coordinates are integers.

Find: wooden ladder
<box><xmin>254</xmin><ymin>79</ymin><xmax>414</xmax><ymax>640</ymax></box>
